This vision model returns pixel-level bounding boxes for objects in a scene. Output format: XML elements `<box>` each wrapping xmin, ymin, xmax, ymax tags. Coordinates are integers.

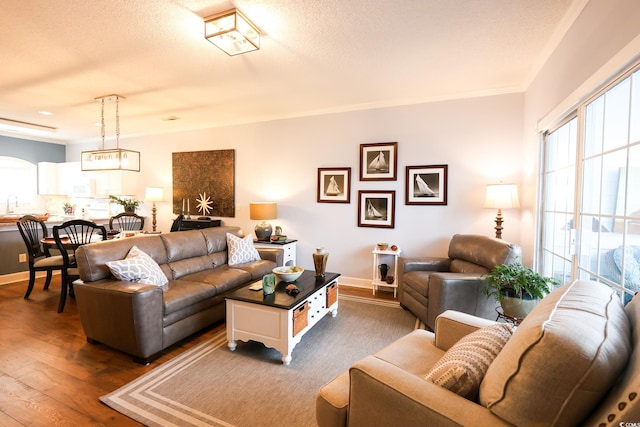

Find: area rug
<box><xmin>100</xmin><ymin>295</ymin><xmax>419</xmax><ymax>426</ymax></box>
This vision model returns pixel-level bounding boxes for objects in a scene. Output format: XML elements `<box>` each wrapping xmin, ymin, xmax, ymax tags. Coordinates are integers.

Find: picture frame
<box><xmin>317</xmin><ymin>167</ymin><xmax>351</xmax><ymax>203</ymax></box>
<box><xmin>357</xmin><ymin>190</ymin><xmax>395</xmax><ymax>228</ymax></box>
<box><xmin>405</xmin><ymin>165</ymin><xmax>448</xmax><ymax>205</ymax></box>
<box><xmin>359</xmin><ymin>142</ymin><xmax>398</xmax><ymax>181</ymax></box>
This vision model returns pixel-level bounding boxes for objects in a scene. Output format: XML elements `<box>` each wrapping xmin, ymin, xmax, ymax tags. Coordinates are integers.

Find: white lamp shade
<box><xmin>145</xmin><ymin>187</ymin><xmax>164</xmax><ymax>202</ymax></box>
<box><xmin>484</xmin><ymin>184</ymin><xmax>520</xmax><ymax>209</ymax></box>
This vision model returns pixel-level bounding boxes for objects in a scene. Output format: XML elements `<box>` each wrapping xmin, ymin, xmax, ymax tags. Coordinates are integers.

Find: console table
<box><xmin>179</xmin><ymin>218</ymin><xmax>221</xmax><ymax>231</ymax></box>
<box><xmin>225</xmin><ymin>271</ymin><xmax>339</xmax><ymax>365</ymax></box>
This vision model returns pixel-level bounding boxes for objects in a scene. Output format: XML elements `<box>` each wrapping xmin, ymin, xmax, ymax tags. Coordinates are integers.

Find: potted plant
<box><xmin>482</xmin><ymin>261</ymin><xmax>560</xmax><ymax>319</ymax></box>
<box><xmin>109</xmin><ymin>195</ymin><xmax>141</xmax><ymax>213</ymax></box>
<box><xmin>62</xmin><ymin>202</ymin><xmax>75</xmax><ymax>216</ymax></box>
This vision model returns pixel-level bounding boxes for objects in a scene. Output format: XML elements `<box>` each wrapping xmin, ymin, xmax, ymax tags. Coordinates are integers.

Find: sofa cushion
<box><xmin>106</xmin><ymin>246</ymin><xmax>168</xmax><ymax>286</ymax></box>
<box><xmin>426</xmin><ymin>323</ymin><xmax>513</xmax><ymax>400</ymax></box>
<box><xmin>226</xmin><ymin>233</ymin><xmax>260</xmax><ymax>265</ymax></box>
<box><xmin>479</xmin><ymin>280</ymin><xmax>631</xmax><ymax>426</ymax></box>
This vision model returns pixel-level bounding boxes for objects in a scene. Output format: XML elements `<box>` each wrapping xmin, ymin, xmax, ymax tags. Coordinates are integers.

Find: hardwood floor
<box><xmin>0</xmin><ymin>277</ymin><xmax>393</xmax><ymax>426</ymax></box>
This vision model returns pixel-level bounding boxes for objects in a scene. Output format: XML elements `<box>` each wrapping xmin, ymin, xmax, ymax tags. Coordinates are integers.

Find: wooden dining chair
<box><xmin>52</xmin><ymin>219</ymin><xmax>107</xmax><ymax>313</ymax></box>
<box><xmin>16</xmin><ymin>215</ymin><xmax>66</xmax><ymax>301</ymax></box>
<box><xmin>109</xmin><ymin>212</ymin><xmax>145</xmax><ymax>231</ymax></box>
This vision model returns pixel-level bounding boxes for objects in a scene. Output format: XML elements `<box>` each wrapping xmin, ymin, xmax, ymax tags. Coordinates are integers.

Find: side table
<box><xmin>495</xmin><ymin>307</ymin><xmax>524</xmax><ymax>326</ymax></box>
<box><xmin>372</xmin><ymin>246</ymin><xmax>401</xmax><ymax>297</ymax></box>
<box><xmin>254</xmin><ymin>239</ymin><xmax>297</xmax><ymax>266</ymax></box>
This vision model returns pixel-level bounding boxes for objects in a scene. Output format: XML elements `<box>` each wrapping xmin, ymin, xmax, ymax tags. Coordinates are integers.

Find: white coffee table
<box><xmin>225</xmin><ymin>271</ymin><xmax>339</xmax><ymax>365</ymax></box>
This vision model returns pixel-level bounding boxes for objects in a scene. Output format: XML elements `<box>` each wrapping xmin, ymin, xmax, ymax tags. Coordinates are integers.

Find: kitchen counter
<box><xmin>0</xmin><ymin>215</ymin><xmax>111</xmax><ymax>232</ymax></box>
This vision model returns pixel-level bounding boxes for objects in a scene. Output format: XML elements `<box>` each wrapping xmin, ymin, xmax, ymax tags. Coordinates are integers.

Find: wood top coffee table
<box><xmin>225</xmin><ymin>271</ymin><xmax>340</xmax><ymax>365</ymax></box>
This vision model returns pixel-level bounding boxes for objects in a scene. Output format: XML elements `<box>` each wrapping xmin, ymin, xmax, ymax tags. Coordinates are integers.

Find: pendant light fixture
<box><xmin>81</xmin><ymin>94</ymin><xmax>140</xmax><ymax>172</ymax></box>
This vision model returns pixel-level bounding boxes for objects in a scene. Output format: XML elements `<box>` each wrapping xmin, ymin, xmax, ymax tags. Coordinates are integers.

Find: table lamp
<box><xmin>484</xmin><ymin>184</ymin><xmax>520</xmax><ymax>239</ymax></box>
<box><xmin>145</xmin><ymin>187</ymin><xmax>164</xmax><ymax>232</ymax></box>
<box><xmin>249</xmin><ymin>202</ymin><xmax>277</xmax><ymax>241</ymax></box>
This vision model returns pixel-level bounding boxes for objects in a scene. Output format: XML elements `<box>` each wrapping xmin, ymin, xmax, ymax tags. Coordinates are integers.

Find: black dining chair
<box><xmin>16</xmin><ymin>215</ymin><xmax>66</xmax><ymax>301</ymax></box>
<box><xmin>170</xmin><ymin>214</ymin><xmax>184</xmax><ymax>232</ymax></box>
<box><xmin>109</xmin><ymin>212</ymin><xmax>145</xmax><ymax>231</ymax></box>
<box><xmin>52</xmin><ymin>219</ymin><xmax>107</xmax><ymax>313</ymax></box>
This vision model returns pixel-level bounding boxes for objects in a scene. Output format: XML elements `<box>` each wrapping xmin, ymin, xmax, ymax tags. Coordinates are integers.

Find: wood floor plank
<box><xmin>0</xmin><ymin>278</ymin><xmax>392</xmax><ymax>426</ymax></box>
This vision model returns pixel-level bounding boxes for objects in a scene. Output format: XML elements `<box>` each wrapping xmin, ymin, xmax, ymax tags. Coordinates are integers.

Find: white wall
<box><xmin>66</xmin><ymin>1</ymin><xmax>640</xmax><ymax>285</ymax></box>
<box><xmin>68</xmin><ymin>93</ymin><xmax>524</xmax><ymax>284</ymax></box>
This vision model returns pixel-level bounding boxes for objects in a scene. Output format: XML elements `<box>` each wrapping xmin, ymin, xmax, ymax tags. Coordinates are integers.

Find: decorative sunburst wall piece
<box><xmin>172</xmin><ymin>149</ymin><xmax>235</xmax><ymax>217</ymax></box>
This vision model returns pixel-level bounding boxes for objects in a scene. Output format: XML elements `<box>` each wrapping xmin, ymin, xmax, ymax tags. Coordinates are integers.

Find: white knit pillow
<box><xmin>106</xmin><ymin>246</ymin><xmax>168</xmax><ymax>286</ymax></box>
<box><xmin>226</xmin><ymin>233</ymin><xmax>260</xmax><ymax>266</ymax></box>
<box><xmin>425</xmin><ymin>323</ymin><xmax>513</xmax><ymax>400</ymax></box>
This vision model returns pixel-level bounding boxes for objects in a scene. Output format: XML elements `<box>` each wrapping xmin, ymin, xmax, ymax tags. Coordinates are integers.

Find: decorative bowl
<box><xmin>377</xmin><ymin>242</ymin><xmax>389</xmax><ymax>251</ymax></box>
<box><xmin>272</xmin><ymin>266</ymin><xmax>304</xmax><ymax>283</ymax></box>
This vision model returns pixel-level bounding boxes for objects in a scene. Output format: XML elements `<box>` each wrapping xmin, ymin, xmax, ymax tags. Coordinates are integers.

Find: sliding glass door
<box><xmin>540</xmin><ymin>64</ymin><xmax>640</xmax><ymax>304</ymax></box>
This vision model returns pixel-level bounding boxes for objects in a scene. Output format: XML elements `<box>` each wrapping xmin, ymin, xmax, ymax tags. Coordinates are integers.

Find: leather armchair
<box><xmin>398</xmin><ymin>234</ymin><xmax>522</xmax><ymax>330</ymax></box>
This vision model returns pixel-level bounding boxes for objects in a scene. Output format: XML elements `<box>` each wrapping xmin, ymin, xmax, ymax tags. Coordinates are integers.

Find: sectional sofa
<box><xmin>74</xmin><ymin>226</ymin><xmax>283</xmax><ymax>363</ymax></box>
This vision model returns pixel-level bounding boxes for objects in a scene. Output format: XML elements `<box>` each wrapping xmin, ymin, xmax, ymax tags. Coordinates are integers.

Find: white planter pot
<box><xmin>501</xmin><ymin>296</ymin><xmax>539</xmax><ymax>319</ymax></box>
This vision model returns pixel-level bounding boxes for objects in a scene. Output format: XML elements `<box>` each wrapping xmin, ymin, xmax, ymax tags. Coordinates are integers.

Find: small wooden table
<box><xmin>225</xmin><ymin>271</ymin><xmax>339</xmax><ymax>365</ymax></box>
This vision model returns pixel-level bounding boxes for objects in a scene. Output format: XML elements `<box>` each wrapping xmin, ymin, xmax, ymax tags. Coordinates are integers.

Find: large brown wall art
<box><xmin>172</xmin><ymin>149</ymin><xmax>235</xmax><ymax>217</ymax></box>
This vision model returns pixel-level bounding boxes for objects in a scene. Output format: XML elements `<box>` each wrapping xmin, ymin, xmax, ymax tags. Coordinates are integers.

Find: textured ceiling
<box><xmin>0</xmin><ymin>0</ymin><xmax>580</xmax><ymax>144</ymax></box>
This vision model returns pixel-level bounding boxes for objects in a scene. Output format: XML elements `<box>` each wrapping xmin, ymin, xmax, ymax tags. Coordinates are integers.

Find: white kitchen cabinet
<box><xmin>38</xmin><ymin>162</ymin><xmax>60</xmax><ymax>194</ymax></box>
<box><xmin>92</xmin><ymin>170</ymin><xmax>138</xmax><ymax>196</ymax></box>
<box><xmin>59</xmin><ymin>162</ymin><xmax>92</xmax><ymax>197</ymax></box>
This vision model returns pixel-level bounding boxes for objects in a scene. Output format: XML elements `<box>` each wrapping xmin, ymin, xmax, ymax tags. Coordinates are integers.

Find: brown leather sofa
<box><xmin>74</xmin><ymin>226</ymin><xmax>283</xmax><ymax>363</ymax></box>
<box><xmin>398</xmin><ymin>234</ymin><xmax>522</xmax><ymax>330</ymax></box>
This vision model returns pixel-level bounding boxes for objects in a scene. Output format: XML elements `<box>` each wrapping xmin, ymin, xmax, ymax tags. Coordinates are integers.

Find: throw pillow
<box><xmin>226</xmin><ymin>233</ymin><xmax>261</xmax><ymax>266</ymax></box>
<box><xmin>425</xmin><ymin>323</ymin><xmax>513</xmax><ymax>400</ymax></box>
<box><xmin>106</xmin><ymin>246</ymin><xmax>168</xmax><ymax>286</ymax></box>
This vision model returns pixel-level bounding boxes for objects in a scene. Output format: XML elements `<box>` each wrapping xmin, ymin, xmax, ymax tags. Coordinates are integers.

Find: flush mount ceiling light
<box><xmin>204</xmin><ymin>8</ymin><xmax>260</xmax><ymax>56</ymax></box>
<box><xmin>81</xmin><ymin>94</ymin><xmax>140</xmax><ymax>172</ymax></box>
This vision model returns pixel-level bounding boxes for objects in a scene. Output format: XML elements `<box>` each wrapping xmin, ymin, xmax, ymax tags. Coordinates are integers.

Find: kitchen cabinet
<box><xmin>92</xmin><ymin>170</ymin><xmax>137</xmax><ymax>196</ymax></box>
<box><xmin>37</xmin><ymin>162</ymin><xmax>137</xmax><ymax>197</ymax></box>
<box><xmin>38</xmin><ymin>162</ymin><xmax>91</xmax><ymax>196</ymax></box>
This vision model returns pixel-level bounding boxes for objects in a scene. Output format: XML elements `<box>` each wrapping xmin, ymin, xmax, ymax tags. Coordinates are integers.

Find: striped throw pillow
<box><xmin>425</xmin><ymin>323</ymin><xmax>513</xmax><ymax>400</ymax></box>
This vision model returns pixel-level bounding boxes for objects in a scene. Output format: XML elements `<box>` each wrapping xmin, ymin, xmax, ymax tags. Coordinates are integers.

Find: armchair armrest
<box><xmin>348</xmin><ymin>356</ymin><xmax>510</xmax><ymax>427</ymax></box>
<box><xmin>426</xmin><ymin>272</ymin><xmax>497</xmax><ymax>328</ymax></box>
<box><xmin>399</xmin><ymin>256</ymin><xmax>451</xmax><ymax>274</ymax></box>
<box><xmin>434</xmin><ymin>310</ymin><xmax>500</xmax><ymax>351</ymax></box>
<box><xmin>74</xmin><ymin>280</ymin><xmax>164</xmax><ymax>361</ymax></box>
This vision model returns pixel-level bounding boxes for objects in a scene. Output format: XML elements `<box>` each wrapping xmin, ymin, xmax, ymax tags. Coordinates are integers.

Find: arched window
<box><xmin>0</xmin><ymin>156</ymin><xmax>37</xmax><ymax>212</ymax></box>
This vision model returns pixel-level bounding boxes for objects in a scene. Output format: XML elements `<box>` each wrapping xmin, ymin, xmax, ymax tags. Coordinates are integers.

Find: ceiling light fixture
<box><xmin>81</xmin><ymin>94</ymin><xmax>140</xmax><ymax>172</ymax></box>
<box><xmin>204</xmin><ymin>8</ymin><xmax>260</xmax><ymax>56</ymax></box>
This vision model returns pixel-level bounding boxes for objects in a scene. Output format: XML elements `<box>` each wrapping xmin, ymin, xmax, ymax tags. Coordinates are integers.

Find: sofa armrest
<box><xmin>425</xmin><ymin>272</ymin><xmax>497</xmax><ymax>328</ymax></box>
<box><xmin>434</xmin><ymin>310</ymin><xmax>500</xmax><ymax>351</ymax></box>
<box><xmin>74</xmin><ymin>280</ymin><xmax>164</xmax><ymax>360</ymax></box>
<box><xmin>256</xmin><ymin>248</ymin><xmax>284</xmax><ymax>266</ymax></box>
<box><xmin>348</xmin><ymin>356</ymin><xmax>510</xmax><ymax>427</ymax></box>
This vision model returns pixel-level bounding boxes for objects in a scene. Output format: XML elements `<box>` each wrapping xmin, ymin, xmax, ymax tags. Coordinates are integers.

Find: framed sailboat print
<box><xmin>359</xmin><ymin>142</ymin><xmax>398</xmax><ymax>181</ymax></box>
<box><xmin>405</xmin><ymin>165</ymin><xmax>448</xmax><ymax>205</ymax></box>
<box><xmin>317</xmin><ymin>167</ymin><xmax>351</xmax><ymax>203</ymax></box>
<box><xmin>358</xmin><ymin>190</ymin><xmax>395</xmax><ymax>228</ymax></box>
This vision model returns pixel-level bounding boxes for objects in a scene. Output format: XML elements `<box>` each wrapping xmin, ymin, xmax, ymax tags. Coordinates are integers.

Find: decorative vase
<box><xmin>313</xmin><ymin>247</ymin><xmax>328</xmax><ymax>277</ymax></box>
<box><xmin>262</xmin><ymin>273</ymin><xmax>276</xmax><ymax>295</ymax></box>
<box><xmin>378</xmin><ymin>264</ymin><xmax>388</xmax><ymax>281</ymax></box>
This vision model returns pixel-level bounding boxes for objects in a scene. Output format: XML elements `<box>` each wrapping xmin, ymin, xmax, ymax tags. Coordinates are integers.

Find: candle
<box><xmin>187</xmin><ymin>199</ymin><xmax>190</xmax><ymax>213</ymax></box>
<box><xmin>182</xmin><ymin>199</ymin><xmax>185</xmax><ymax>213</ymax></box>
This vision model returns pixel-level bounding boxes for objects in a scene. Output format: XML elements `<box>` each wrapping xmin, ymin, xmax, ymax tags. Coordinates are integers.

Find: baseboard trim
<box><xmin>0</xmin><ymin>271</ymin><xmax>56</xmax><ymax>286</ymax></box>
